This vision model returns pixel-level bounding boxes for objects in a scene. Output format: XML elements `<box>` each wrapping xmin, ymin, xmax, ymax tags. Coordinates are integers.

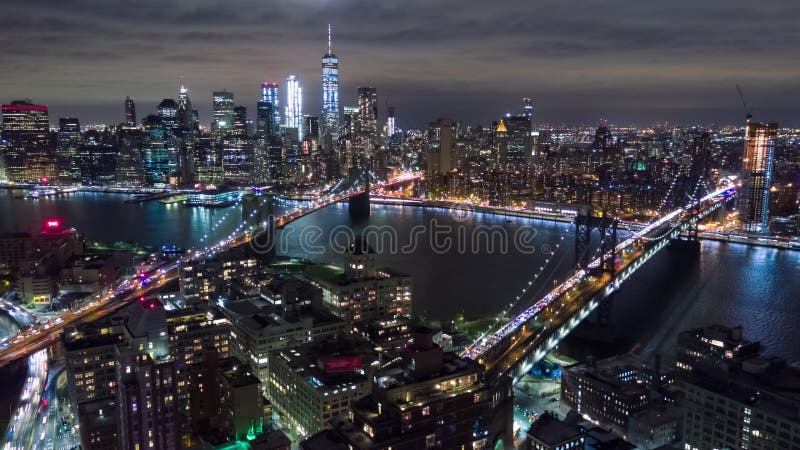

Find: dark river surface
<box><xmin>3</xmin><ymin>190</ymin><xmax>799</xmax><ymax>362</ymax></box>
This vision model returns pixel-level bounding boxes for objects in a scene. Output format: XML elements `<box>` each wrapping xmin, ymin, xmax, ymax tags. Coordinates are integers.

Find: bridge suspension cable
<box><xmin>462</xmin><ymin>184</ymin><xmax>736</xmax><ymax>363</ymax></box>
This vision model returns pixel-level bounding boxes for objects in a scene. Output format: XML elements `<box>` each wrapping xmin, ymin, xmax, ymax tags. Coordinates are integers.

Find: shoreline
<box><xmin>3</xmin><ymin>187</ymin><xmax>797</xmax><ymax>252</ymax></box>
<box><xmin>371</xmin><ymin>196</ymin><xmax>800</xmax><ymax>252</ymax></box>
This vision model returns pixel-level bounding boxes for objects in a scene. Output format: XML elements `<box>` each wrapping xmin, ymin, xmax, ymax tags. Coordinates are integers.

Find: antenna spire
<box><xmin>328</xmin><ymin>24</ymin><xmax>332</xmax><ymax>54</ymax></box>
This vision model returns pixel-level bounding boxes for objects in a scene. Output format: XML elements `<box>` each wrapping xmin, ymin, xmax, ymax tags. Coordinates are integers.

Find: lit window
<box><xmin>426</xmin><ymin>434</ymin><xmax>435</xmax><ymax>448</ymax></box>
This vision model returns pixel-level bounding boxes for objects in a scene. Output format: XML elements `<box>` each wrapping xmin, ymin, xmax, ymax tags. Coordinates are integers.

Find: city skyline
<box><xmin>2</xmin><ymin>2</ymin><xmax>800</xmax><ymax>449</ymax></box>
<box><xmin>1</xmin><ymin>0</ymin><xmax>798</xmax><ymax>127</ymax></box>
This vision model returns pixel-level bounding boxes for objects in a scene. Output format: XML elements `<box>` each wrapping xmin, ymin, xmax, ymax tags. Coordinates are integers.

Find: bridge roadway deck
<box><xmin>274</xmin><ymin>175</ymin><xmax>419</xmax><ymax>228</ymax></box>
<box><xmin>468</xmin><ymin>187</ymin><xmax>734</xmax><ymax>380</ymax></box>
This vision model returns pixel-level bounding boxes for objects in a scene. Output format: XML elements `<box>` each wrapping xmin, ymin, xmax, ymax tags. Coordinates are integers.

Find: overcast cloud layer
<box><xmin>1</xmin><ymin>0</ymin><xmax>798</xmax><ymax>127</ymax></box>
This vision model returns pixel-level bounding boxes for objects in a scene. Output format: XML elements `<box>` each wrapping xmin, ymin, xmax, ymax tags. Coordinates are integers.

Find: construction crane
<box><xmin>736</xmin><ymin>84</ymin><xmax>753</xmax><ymax>121</ymax></box>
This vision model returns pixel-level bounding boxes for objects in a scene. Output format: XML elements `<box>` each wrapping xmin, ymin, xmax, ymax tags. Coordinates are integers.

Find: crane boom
<box><xmin>736</xmin><ymin>84</ymin><xmax>753</xmax><ymax>120</ymax></box>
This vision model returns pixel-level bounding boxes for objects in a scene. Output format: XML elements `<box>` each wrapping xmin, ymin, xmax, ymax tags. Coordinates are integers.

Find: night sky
<box><xmin>1</xmin><ymin>0</ymin><xmax>798</xmax><ymax>128</ymax></box>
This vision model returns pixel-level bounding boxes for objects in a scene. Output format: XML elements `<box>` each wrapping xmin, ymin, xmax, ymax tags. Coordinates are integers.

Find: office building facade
<box><xmin>1</xmin><ymin>100</ymin><xmax>53</xmax><ymax>182</ymax></box>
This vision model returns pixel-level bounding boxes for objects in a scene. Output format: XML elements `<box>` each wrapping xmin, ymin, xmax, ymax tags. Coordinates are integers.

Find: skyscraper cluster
<box><xmin>0</xmin><ymin>29</ymin><xmax>794</xmax><ymax>236</ymax></box>
<box><xmin>0</xmin><ymin>25</ymin><xmax>398</xmax><ymax>189</ymax></box>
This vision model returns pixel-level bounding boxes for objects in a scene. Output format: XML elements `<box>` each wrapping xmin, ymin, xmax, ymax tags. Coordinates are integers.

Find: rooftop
<box><xmin>299</xmin><ymin>429</ymin><xmax>349</xmax><ymax>450</ymax></box>
<box><xmin>219</xmin><ymin>358</ymin><xmax>261</xmax><ymax>389</ymax></box>
<box><xmin>302</xmin><ymin>262</ymin><xmax>407</xmax><ymax>287</ymax></box>
<box><xmin>527</xmin><ymin>411</ymin><xmax>583</xmax><ymax>446</ymax></box>
<box><xmin>214</xmin><ymin>430</ymin><xmax>291</xmax><ymax>450</ymax></box>
<box><xmin>679</xmin><ymin>324</ymin><xmax>756</xmax><ymax>350</ymax></box>
<box><xmin>222</xmin><ymin>296</ymin><xmax>340</xmax><ymax>335</ymax></box>
<box><xmin>64</xmin><ymin>320</ymin><xmax>126</xmax><ymax>351</ymax></box>
<box><xmin>565</xmin><ymin>354</ymin><xmax>654</xmax><ymax>397</ymax></box>
<box><xmin>273</xmin><ymin>336</ymin><xmax>377</xmax><ymax>392</ymax></box>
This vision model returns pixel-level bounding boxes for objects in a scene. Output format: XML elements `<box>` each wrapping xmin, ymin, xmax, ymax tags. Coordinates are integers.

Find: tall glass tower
<box><xmin>212</xmin><ymin>91</ymin><xmax>234</xmax><ymax>132</ymax></box>
<box><xmin>285</xmin><ymin>75</ymin><xmax>303</xmax><ymax>140</ymax></box>
<box><xmin>125</xmin><ymin>96</ymin><xmax>136</xmax><ymax>126</ymax></box>
<box><xmin>261</xmin><ymin>82</ymin><xmax>281</xmax><ymax>129</ymax></box>
<box><xmin>522</xmin><ymin>97</ymin><xmax>533</xmax><ymax>119</ymax></box>
<box><xmin>357</xmin><ymin>86</ymin><xmax>377</xmax><ymax>155</ymax></box>
<box><xmin>321</xmin><ymin>25</ymin><xmax>339</xmax><ymax>144</ymax></box>
<box><xmin>177</xmin><ymin>85</ymin><xmax>194</xmax><ymax>130</ymax></box>
<box><xmin>738</xmin><ymin>120</ymin><xmax>778</xmax><ymax>234</ymax></box>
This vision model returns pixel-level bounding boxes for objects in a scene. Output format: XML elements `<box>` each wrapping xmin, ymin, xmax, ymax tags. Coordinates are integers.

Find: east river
<box><xmin>2</xmin><ymin>190</ymin><xmax>799</xmax><ymax>362</ymax></box>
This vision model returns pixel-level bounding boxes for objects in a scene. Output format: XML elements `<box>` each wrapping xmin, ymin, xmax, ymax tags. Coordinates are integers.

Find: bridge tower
<box><xmin>242</xmin><ymin>192</ymin><xmax>275</xmax><ymax>224</ymax></box>
<box><xmin>574</xmin><ymin>210</ymin><xmax>618</xmax><ymax>325</ymax></box>
<box><xmin>574</xmin><ymin>211</ymin><xmax>618</xmax><ymax>276</ymax></box>
<box><xmin>348</xmin><ymin>168</ymin><xmax>371</xmax><ymax>221</ymax></box>
<box><xmin>243</xmin><ymin>193</ymin><xmax>276</xmax><ymax>261</ymax></box>
<box><xmin>686</xmin><ymin>203</ymin><xmax>700</xmax><ymax>241</ymax></box>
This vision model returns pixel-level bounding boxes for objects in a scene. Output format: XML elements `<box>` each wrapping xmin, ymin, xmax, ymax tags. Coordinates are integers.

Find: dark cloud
<box><xmin>0</xmin><ymin>0</ymin><xmax>797</xmax><ymax>127</ymax></box>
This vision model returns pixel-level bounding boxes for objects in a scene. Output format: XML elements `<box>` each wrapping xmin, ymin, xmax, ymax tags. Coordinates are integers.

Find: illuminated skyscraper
<box><xmin>342</xmin><ymin>106</ymin><xmax>358</xmax><ymax>138</ymax></box>
<box><xmin>56</xmin><ymin>117</ymin><xmax>81</xmax><ymax>182</ymax></box>
<box><xmin>157</xmin><ymin>99</ymin><xmax>179</xmax><ymax>134</ymax></box>
<box><xmin>1</xmin><ymin>100</ymin><xmax>52</xmax><ymax>182</ymax></box>
<box><xmin>221</xmin><ymin>106</ymin><xmax>252</xmax><ymax>183</ymax></box>
<box><xmin>256</xmin><ymin>102</ymin><xmax>278</xmax><ymax>140</ymax></box>
<box><xmin>321</xmin><ymin>25</ymin><xmax>339</xmax><ymax>146</ymax></box>
<box><xmin>177</xmin><ymin>85</ymin><xmax>195</xmax><ymax>130</ymax></box>
<box><xmin>256</xmin><ymin>85</ymin><xmax>281</xmax><ymax>183</ymax></box>
<box><xmin>212</xmin><ymin>91</ymin><xmax>234</xmax><ymax>132</ymax></box>
<box><xmin>303</xmin><ymin>115</ymin><xmax>320</xmax><ymax>153</ymax></box>
<box><xmin>738</xmin><ymin>121</ymin><xmax>777</xmax><ymax>234</ymax></box>
<box><xmin>426</xmin><ymin>118</ymin><xmax>455</xmax><ymax>176</ymax></box>
<box><xmin>339</xmin><ymin>105</ymin><xmax>359</xmax><ymax>172</ymax></box>
<box><xmin>285</xmin><ymin>75</ymin><xmax>303</xmax><ymax>140</ymax></box>
<box><xmin>503</xmin><ymin>114</ymin><xmax>532</xmax><ymax>166</ymax></box>
<box><xmin>387</xmin><ymin>106</ymin><xmax>396</xmax><ymax>137</ymax></box>
<box><xmin>260</xmin><ymin>82</ymin><xmax>281</xmax><ymax>129</ymax></box>
<box><xmin>522</xmin><ymin>97</ymin><xmax>533</xmax><ymax>119</ymax></box>
<box><xmin>357</xmin><ymin>86</ymin><xmax>377</xmax><ymax>155</ymax></box>
<box><xmin>141</xmin><ymin>114</ymin><xmax>170</xmax><ymax>185</ymax></box>
<box><xmin>124</xmin><ymin>96</ymin><xmax>136</xmax><ymax>126</ymax></box>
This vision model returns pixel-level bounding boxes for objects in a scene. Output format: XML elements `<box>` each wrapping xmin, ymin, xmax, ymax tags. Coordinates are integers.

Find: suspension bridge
<box><xmin>461</xmin><ymin>184</ymin><xmax>736</xmax><ymax>380</ymax></box>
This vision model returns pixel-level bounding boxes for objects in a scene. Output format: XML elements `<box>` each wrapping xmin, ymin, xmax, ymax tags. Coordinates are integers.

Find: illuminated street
<box><xmin>2</xmin><ymin>350</ymin><xmax>47</xmax><ymax>450</ymax></box>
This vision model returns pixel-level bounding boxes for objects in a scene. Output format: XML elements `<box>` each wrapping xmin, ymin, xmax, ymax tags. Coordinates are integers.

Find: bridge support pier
<box><xmin>597</xmin><ymin>293</ymin><xmax>614</xmax><ymax>327</ymax></box>
<box><xmin>669</xmin><ymin>237</ymin><xmax>701</xmax><ymax>253</ymax></box>
<box><xmin>348</xmin><ymin>191</ymin><xmax>370</xmax><ymax>221</ymax></box>
<box><xmin>243</xmin><ymin>193</ymin><xmax>276</xmax><ymax>261</ymax></box>
<box><xmin>348</xmin><ymin>169</ymin><xmax>371</xmax><ymax>221</ymax></box>
<box><xmin>670</xmin><ymin>203</ymin><xmax>701</xmax><ymax>253</ymax></box>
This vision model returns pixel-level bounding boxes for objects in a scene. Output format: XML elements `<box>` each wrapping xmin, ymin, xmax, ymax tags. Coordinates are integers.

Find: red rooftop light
<box><xmin>2</xmin><ymin>105</ymin><xmax>48</xmax><ymax>112</ymax></box>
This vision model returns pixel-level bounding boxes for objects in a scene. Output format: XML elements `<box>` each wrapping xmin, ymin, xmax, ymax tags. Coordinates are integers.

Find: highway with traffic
<box><xmin>2</xmin><ymin>350</ymin><xmax>47</xmax><ymax>450</ymax></box>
